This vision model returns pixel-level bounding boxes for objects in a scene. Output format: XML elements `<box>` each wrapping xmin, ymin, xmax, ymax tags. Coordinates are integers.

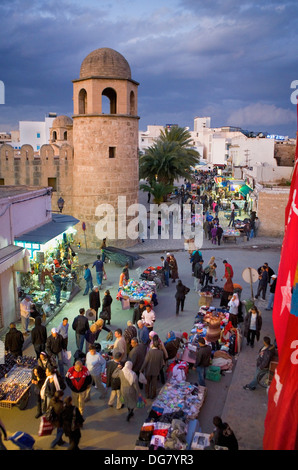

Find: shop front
<box><xmin>14</xmin><ymin>213</ymin><xmax>80</xmax><ymax>318</ymax></box>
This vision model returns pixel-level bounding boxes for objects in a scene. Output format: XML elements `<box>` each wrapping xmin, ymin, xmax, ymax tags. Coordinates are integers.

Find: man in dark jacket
<box><xmin>132</xmin><ymin>301</ymin><xmax>146</xmax><ymax>325</ymax></box>
<box><xmin>106</xmin><ymin>352</ymin><xmax>123</xmax><ymax>409</ymax></box>
<box><xmin>175</xmin><ymin>280</ymin><xmax>190</xmax><ymax>315</ymax></box>
<box><xmin>72</xmin><ymin>308</ymin><xmax>89</xmax><ymax>351</ymax></box>
<box><xmin>195</xmin><ymin>338</ymin><xmax>212</xmax><ymax>386</ymax></box>
<box><xmin>89</xmin><ymin>286</ymin><xmax>100</xmax><ymax>321</ymax></box>
<box><xmin>5</xmin><ymin>322</ymin><xmax>24</xmax><ymax>357</ymax></box>
<box><xmin>243</xmin><ymin>336</ymin><xmax>276</xmax><ymax>390</ymax></box>
<box><xmin>31</xmin><ymin>316</ymin><xmax>47</xmax><ymax>359</ymax></box>
<box><xmin>193</xmin><ymin>259</ymin><xmax>204</xmax><ymax>291</ymax></box>
<box><xmin>46</xmin><ymin>328</ymin><xmax>64</xmax><ymax>375</ymax></box>
<box><xmin>255</xmin><ymin>266</ymin><xmax>268</xmax><ymax>300</ymax></box>
<box><xmin>128</xmin><ymin>337</ymin><xmax>147</xmax><ymax>383</ymax></box>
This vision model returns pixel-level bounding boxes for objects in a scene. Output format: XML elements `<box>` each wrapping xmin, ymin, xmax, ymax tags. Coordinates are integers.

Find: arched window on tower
<box><xmin>130</xmin><ymin>90</ymin><xmax>136</xmax><ymax>115</ymax></box>
<box><xmin>52</xmin><ymin>131</ymin><xmax>57</xmax><ymax>142</ymax></box>
<box><xmin>102</xmin><ymin>87</ymin><xmax>117</xmax><ymax>114</ymax></box>
<box><xmin>79</xmin><ymin>88</ymin><xmax>87</xmax><ymax>114</ymax></box>
<box><xmin>63</xmin><ymin>131</ymin><xmax>67</xmax><ymax>140</ymax></box>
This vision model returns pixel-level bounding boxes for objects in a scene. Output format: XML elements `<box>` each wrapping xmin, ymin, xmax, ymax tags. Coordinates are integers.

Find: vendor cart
<box><xmin>0</xmin><ymin>355</ymin><xmax>36</xmax><ymax>410</ymax></box>
<box><xmin>222</xmin><ymin>229</ymin><xmax>240</xmax><ymax>244</ymax></box>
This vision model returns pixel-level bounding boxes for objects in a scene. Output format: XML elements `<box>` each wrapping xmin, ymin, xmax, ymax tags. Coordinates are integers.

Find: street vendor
<box><xmin>141</xmin><ymin>305</ymin><xmax>156</xmax><ymax>332</ymax></box>
<box><xmin>119</xmin><ymin>268</ymin><xmax>127</xmax><ymax>289</ymax></box>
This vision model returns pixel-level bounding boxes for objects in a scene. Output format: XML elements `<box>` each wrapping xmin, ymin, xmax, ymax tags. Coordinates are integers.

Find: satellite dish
<box><xmin>85</xmin><ymin>308</ymin><xmax>96</xmax><ymax>321</ymax></box>
<box><xmin>242</xmin><ymin>267</ymin><xmax>259</xmax><ymax>283</ymax></box>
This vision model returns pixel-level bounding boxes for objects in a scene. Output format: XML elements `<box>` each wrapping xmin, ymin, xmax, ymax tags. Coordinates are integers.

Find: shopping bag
<box><xmin>8</xmin><ymin>432</ymin><xmax>35</xmax><ymax>450</ymax></box>
<box><xmin>137</xmin><ymin>395</ymin><xmax>147</xmax><ymax>408</ymax></box>
<box><xmin>38</xmin><ymin>416</ymin><xmax>54</xmax><ymax>436</ymax></box>
<box><xmin>121</xmin><ymin>298</ymin><xmax>130</xmax><ymax>310</ymax></box>
<box><xmin>62</xmin><ymin>350</ymin><xmax>72</xmax><ymax>366</ymax></box>
<box><xmin>103</xmin><ymin>273</ymin><xmax>107</xmax><ymax>280</ymax></box>
<box><xmin>139</xmin><ymin>372</ymin><xmax>147</xmax><ymax>384</ymax></box>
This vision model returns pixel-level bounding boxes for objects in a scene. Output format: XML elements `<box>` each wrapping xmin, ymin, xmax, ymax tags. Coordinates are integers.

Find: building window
<box><xmin>37</xmin><ymin>133</ymin><xmax>40</xmax><ymax>138</ymax></box>
<box><xmin>48</xmin><ymin>177</ymin><xmax>57</xmax><ymax>191</ymax></box>
<box><xmin>0</xmin><ymin>178</ymin><xmax>4</xmax><ymax>185</ymax></box>
<box><xmin>63</xmin><ymin>131</ymin><xmax>67</xmax><ymax>140</ymax></box>
<box><xmin>102</xmin><ymin>88</ymin><xmax>117</xmax><ymax>114</ymax></box>
<box><xmin>109</xmin><ymin>147</ymin><xmax>116</xmax><ymax>158</ymax></box>
<box><xmin>37</xmin><ymin>145</ymin><xmax>40</xmax><ymax>150</ymax></box>
<box><xmin>52</xmin><ymin>131</ymin><xmax>57</xmax><ymax>141</ymax></box>
<box><xmin>79</xmin><ymin>88</ymin><xmax>87</xmax><ymax>114</ymax></box>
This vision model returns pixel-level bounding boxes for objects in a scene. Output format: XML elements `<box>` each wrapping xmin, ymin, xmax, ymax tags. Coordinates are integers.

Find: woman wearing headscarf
<box><xmin>169</xmin><ymin>255</ymin><xmax>179</xmax><ymax>283</ymax></box>
<box><xmin>228</xmin><ymin>293</ymin><xmax>240</xmax><ymax>327</ymax></box>
<box><xmin>164</xmin><ymin>331</ymin><xmax>181</xmax><ymax>360</ymax></box>
<box><xmin>220</xmin><ymin>276</ymin><xmax>234</xmax><ymax>307</ymax></box>
<box><xmin>112</xmin><ymin>361</ymin><xmax>142</xmax><ymax>421</ymax></box>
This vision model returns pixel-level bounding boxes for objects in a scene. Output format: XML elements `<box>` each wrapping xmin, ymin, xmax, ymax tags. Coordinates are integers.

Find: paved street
<box><xmin>1</xmin><ymin>236</ymin><xmax>281</xmax><ymax>450</ymax></box>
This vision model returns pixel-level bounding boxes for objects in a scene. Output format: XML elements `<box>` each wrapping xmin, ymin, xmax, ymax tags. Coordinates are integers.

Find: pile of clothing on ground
<box><xmin>135</xmin><ymin>381</ymin><xmax>206</xmax><ymax>450</ymax></box>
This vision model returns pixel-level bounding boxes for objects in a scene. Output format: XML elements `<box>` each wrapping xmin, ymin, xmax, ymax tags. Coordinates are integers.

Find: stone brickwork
<box><xmin>274</xmin><ymin>142</ymin><xmax>296</xmax><ymax>167</ymax></box>
<box><xmin>257</xmin><ymin>189</ymin><xmax>290</xmax><ymax>237</ymax></box>
<box><xmin>0</xmin><ymin>48</ymin><xmax>139</xmax><ymax>250</ymax></box>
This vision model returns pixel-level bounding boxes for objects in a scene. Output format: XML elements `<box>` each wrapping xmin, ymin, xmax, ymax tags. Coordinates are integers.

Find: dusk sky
<box><xmin>0</xmin><ymin>0</ymin><xmax>297</xmax><ymax>137</ymax></box>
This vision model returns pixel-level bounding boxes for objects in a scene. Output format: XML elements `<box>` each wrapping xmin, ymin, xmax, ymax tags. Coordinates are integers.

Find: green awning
<box><xmin>239</xmin><ymin>184</ymin><xmax>253</xmax><ymax>196</ymax></box>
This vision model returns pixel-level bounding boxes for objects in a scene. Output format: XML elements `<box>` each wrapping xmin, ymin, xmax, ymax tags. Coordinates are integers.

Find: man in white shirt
<box><xmin>141</xmin><ymin>305</ymin><xmax>156</xmax><ymax>332</ymax></box>
<box><xmin>20</xmin><ymin>296</ymin><xmax>33</xmax><ymax>334</ymax></box>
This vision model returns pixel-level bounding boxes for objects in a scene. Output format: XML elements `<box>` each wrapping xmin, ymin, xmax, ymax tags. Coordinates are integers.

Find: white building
<box><xmin>11</xmin><ymin>114</ymin><xmax>57</xmax><ymax>151</ymax></box>
<box><xmin>0</xmin><ymin>186</ymin><xmax>52</xmax><ymax>330</ymax></box>
<box><xmin>138</xmin><ymin>125</ymin><xmax>164</xmax><ymax>153</ymax></box>
<box><xmin>0</xmin><ymin>185</ymin><xmax>78</xmax><ymax>332</ymax></box>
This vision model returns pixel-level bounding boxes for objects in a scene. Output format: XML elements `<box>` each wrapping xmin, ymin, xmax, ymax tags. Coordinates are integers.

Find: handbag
<box><xmin>99</xmin><ymin>309</ymin><xmax>110</xmax><ymax>321</ymax></box>
<box><xmin>137</xmin><ymin>395</ymin><xmax>147</xmax><ymax>408</ymax></box>
<box><xmin>38</xmin><ymin>415</ymin><xmax>54</xmax><ymax>436</ymax></box>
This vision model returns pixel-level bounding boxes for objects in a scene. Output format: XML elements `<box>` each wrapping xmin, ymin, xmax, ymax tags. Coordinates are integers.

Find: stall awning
<box><xmin>239</xmin><ymin>184</ymin><xmax>253</xmax><ymax>196</ymax></box>
<box><xmin>0</xmin><ymin>245</ymin><xmax>26</xmax><ymax>274</ymax></box>
<box><xmin>15</xmin><ymin>213</ymin><xmax>79</xmax><ymax>244</ymax></box>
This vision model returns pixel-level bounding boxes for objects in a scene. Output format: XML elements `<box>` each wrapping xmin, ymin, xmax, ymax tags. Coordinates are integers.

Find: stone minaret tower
<box><xmin>72</xmin><ymin>48</ymin><xmax>139</xmax><ymax>248</ymax></box>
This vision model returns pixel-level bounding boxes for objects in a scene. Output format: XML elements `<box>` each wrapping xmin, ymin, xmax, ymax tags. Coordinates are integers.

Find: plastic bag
<box><xmin>139</xmin><ymin>372</ymin><xmax>147</xmax><ymax>384</ymax></box>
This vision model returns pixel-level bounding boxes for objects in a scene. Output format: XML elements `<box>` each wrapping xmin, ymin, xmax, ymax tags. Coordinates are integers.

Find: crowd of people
<box><xmin>2</xmin><ymin>170</ymin><xmax>278</xmax><ymax>451</ymax></box>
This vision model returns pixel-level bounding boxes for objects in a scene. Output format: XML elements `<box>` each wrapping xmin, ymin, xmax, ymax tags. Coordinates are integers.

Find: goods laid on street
<box><xmin>0</xmin><ymin>354</ymin><xmax>36</xmax><ymax>409</ymax></box>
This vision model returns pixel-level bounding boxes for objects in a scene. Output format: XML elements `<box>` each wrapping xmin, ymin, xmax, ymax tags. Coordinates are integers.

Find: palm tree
<box><xmin>139</xmin><ymin>126</ymin><xmax>200</xmax><ymax>187</ymax></box>
<box><xmin>140</xmin><ymin>180</ymin><xmax>175</xmax><ymax>204</ymax></box>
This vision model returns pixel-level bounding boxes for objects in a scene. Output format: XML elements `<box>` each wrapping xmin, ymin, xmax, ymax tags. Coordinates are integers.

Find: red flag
<box><xmin>263</xmin><ymin>106</ymin><xmax>298</xmax><ymax>450</ymax></box>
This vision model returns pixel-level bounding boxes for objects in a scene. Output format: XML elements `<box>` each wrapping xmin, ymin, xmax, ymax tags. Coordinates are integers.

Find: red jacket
<box><xmin>65</xmin><ymin>365</ymin><xmax>92</xmax><ymax>392</ymax></box>
<box><xmin>224</xmin><ymin>263</ymin><xmax>234</xmax><ymax>279</ymax></box>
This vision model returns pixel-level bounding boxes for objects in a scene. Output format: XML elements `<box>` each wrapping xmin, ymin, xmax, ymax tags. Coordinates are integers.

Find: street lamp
<box><xmin>46</xmin><ymin>197</ymin><xmax>65</xmax><ymax>215</ymax></box>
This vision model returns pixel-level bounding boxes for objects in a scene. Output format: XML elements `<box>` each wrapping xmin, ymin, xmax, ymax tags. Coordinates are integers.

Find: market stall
<box><xmin>140</xmin><ymin>265</ymin><xmax>165</xmax><ymax>288</ymax></box>
<box><xmin>117</xmin><ymin>279</ymin><xmax>157</xmax><ymax>309</ymax></box>
<box><xmin>222</xmin><ymin>228</ymin><xmax>241</xmax><ymax>243</ymax></box>
<box><xmin>15</xmin><ymin>213</ymin><xmax>80</xmax><ymax>317</ymax></box>
<box><xmin>135</xmin><ymin>380</ymin><xmax>207</xmax><ymax>450</ymax></box>
<box><xmin>0</xmin><ymin>354</ymin><xmax>37</xmax><ymax>410</ymax></box>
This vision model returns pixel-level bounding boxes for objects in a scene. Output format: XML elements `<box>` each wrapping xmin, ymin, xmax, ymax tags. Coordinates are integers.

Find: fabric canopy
<box><xmin>15</xmin><ymin>213</ymin><xmax>79</xmax><ymax>244</ymax></box>
<box><xmin>0</xmin><ymin>245</ymin><xmax>26</xmax><ymax>274</ymax></box>
<box><xmin>239</xmin><ymin>184</ymin><xmax>253</xmax><ymax>196</ymax></box>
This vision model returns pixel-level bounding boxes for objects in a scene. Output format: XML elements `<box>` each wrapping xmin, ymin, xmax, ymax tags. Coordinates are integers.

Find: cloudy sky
<box><xmin>0</xmin><ymin>0</ymin><xmax>297</xmax><ymax>137</ymax></box>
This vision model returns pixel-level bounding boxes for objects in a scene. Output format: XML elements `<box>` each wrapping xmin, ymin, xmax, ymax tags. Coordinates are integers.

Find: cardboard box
<box><xmin>191</xmin><ymin>432</ymin><xmax>210</xmax><ymax>450</ymax></box>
